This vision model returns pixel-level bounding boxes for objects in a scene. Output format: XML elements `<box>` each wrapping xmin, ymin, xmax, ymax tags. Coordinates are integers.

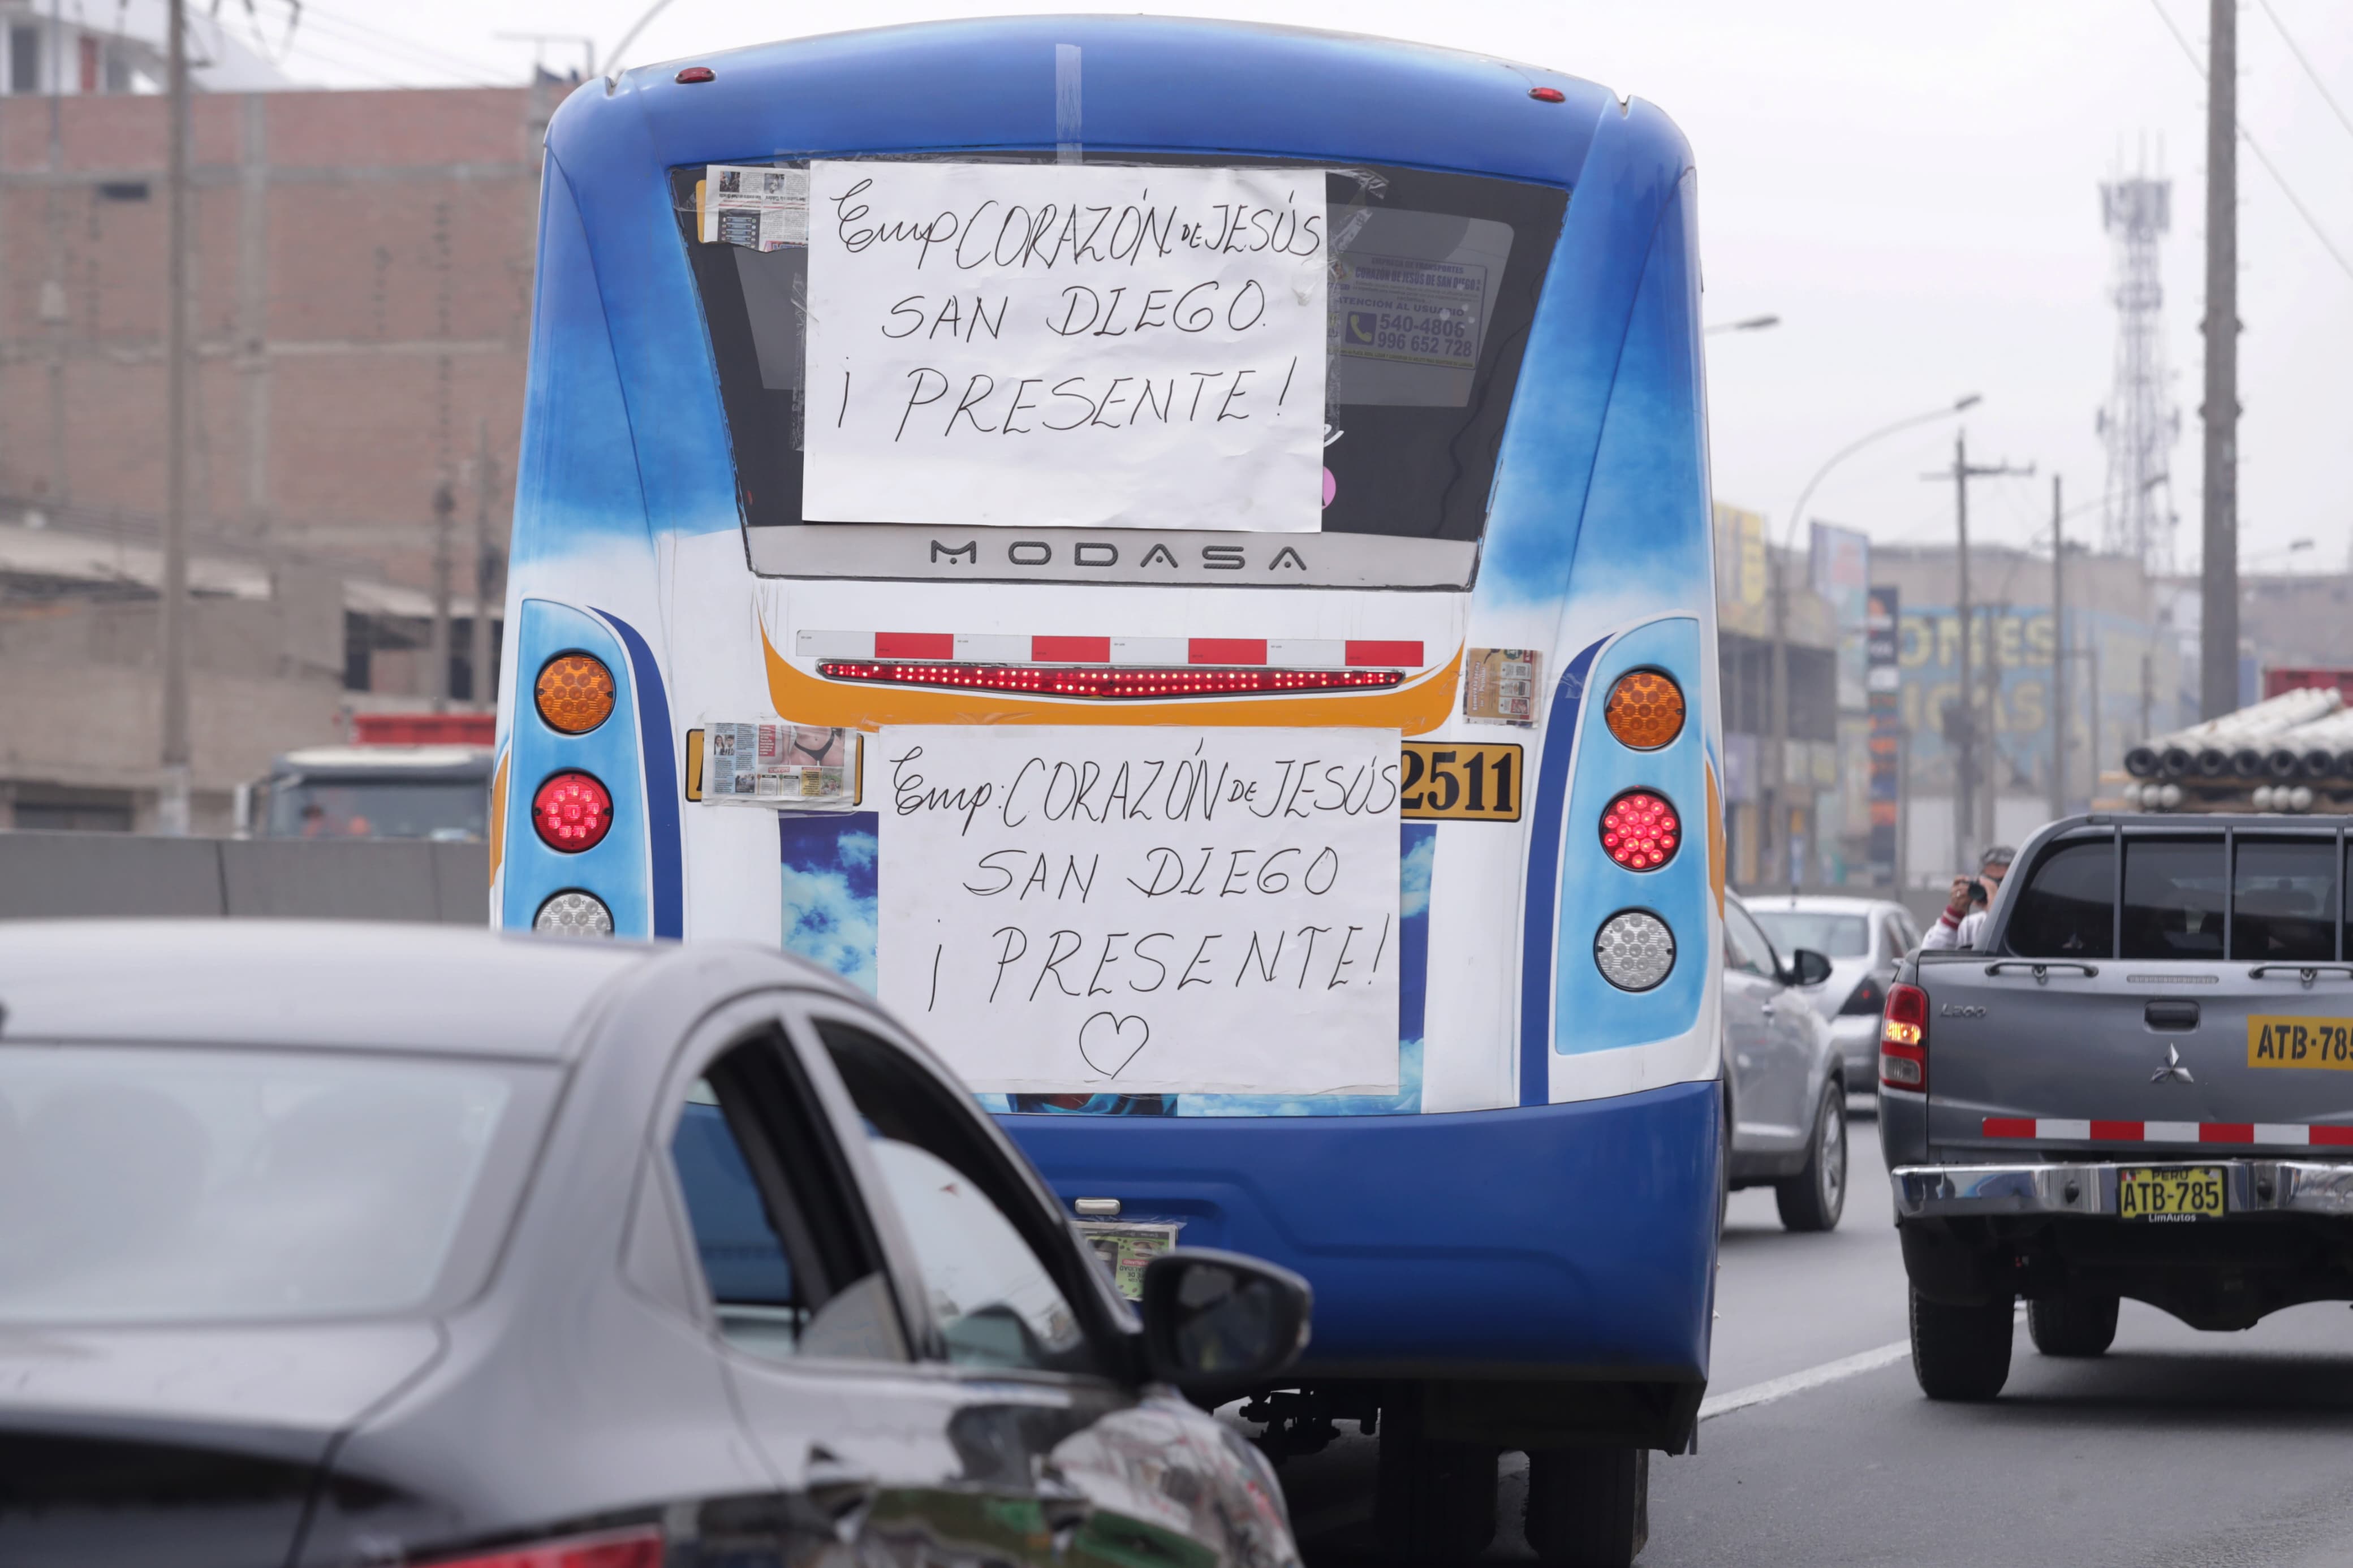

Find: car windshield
<box><xmin>0</xmin><ymin>1045</ymin><xmax>538</xmax><ymax>1324</ymax></box>
<box><xmin>1749</xmin><ymin>911</ymin><xmax>1871</xmax><ymax>958</ymax></box>
<box><xmin>268</xmin><ymin>779</ymin><xmax>488</xmax><ymax>841</ymax></box>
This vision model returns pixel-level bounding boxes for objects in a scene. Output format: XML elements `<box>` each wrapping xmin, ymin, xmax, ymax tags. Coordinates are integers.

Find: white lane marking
<box><xmin>1485</xmin><ymin>1337</ymin><xmax>1923</xmax><ymax>1482</ymax></box>
<box><xmin>1295</xmin><ymin>1312</ymin><xmax>2026</xmax><ymax>1528</ymax></box>
<box><xmin>1696</xmin><ymin>1304</ymin><xmax>2025</xmax><ymax>1424</ymax></box>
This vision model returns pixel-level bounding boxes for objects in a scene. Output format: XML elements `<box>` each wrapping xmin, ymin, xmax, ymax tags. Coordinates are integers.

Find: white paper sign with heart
<box><xmin>875</xmin><ymin>725</ymin><xmax>1401</xmax><ymax>1095</ymax></box>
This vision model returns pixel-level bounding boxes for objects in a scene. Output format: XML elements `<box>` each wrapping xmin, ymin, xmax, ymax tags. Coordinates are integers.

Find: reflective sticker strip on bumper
<box><xmin>795</xmin><ymin>630</ymin><xmax>1425</xmax><ymax>669</ymax></box>
<box><xmin>1983</xmin><ymin>1117</ymin><xmax>2353</xmax><ymax>1147</ymax></box>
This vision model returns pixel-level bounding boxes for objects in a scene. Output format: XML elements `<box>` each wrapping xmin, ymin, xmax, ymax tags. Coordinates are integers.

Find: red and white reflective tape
<box><xmin>795</xmin><ymin>631</ymin><xmax>1425</xmax><ymax>669</ymax></box>
<box><xmin>1982</xmin><ymin>1117</ymin><xmax>2353</xmax><ymax>1148</ymax></box>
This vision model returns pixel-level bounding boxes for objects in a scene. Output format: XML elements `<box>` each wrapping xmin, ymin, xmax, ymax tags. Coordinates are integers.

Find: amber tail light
<box><xmin>536</xmin><ymin>653</ymin><xmax>617</xmax><ymax>735</ymax></box>
<box><xmin>1880</xmin><ymin>982</ymin><xmax>1929</xmax><ymax>1091</ymax></box>
<box><xmin>1602</xmin><ymin>670</ymin><xmax>1685</xmax><ymax>750</ymax></box>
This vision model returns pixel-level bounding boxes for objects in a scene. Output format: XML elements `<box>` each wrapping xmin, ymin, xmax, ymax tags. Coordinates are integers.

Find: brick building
<box><xmin>0</xmin><ymin>74</ymin><xmax>570</xmax><ymax>831</ymax></box>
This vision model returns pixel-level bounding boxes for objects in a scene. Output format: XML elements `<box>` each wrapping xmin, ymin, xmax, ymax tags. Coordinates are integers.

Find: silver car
<box><xmin>1723</xmin><ymin>895</ymin><xmax>1848</xmax><ymax>1231</ymax></box>
<box><xmin>1746</xmin><ymin>894</ymin><xmax>1920</xmax><ymax>1091</ymax></box>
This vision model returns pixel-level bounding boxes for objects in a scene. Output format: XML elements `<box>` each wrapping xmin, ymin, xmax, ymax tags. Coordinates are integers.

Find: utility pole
<box><xmin>429</xmin><ymin>481</ymin><xmax>457</xmax><ymax>713</ymax></box>
<box><xmin>2200</xmin><ymin>0</ymin><xmax>2240</xmax><ymax>718</ymax></box>
<box><xmin>44</xmin><ymin>0</ymin><xmax>68</xmax><ymax>521</ymax></box>
<box><xmin>1981</xmin><ymin>594</ymin><xmax>2004</xmax><ymax>850</ymax></box>
<box><xmin>1926</xmin><ymin>432</ymin><xmax>2032</xmax><ymax>871</ymax></box>
<box><xmin>469</xmin><ymin>421</ymin><xmax>498</xmax><ymax>710</ymax></box>
<box><xmin>2050</xmin><ymin>474</ymin><xmax>2067</xmax><ymax>821</ymax></box>
<box><xmin>1767</xmin><ymin>547</ymin><xmax>1795</xmax><ymax>889</ymax></box>
<box><xmin>157</xmin><ymin>0</ymin><xmax>192</xmax><ymax>835</ymax></box>
<box><xmin>1768</xmin><ymin>392</ymin><xmax>1983</xmax><ymax>885</ymax></box>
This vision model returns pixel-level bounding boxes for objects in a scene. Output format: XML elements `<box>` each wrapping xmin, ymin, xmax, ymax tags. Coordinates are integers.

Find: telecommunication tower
<box><xmin>2096</xmin><ymin>171</ymin><xmax>2181</xmax><ymax>571</ymax></box>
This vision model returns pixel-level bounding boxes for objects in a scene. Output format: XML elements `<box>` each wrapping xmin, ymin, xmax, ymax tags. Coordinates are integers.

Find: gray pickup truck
<box><xmin>1880</xmin><ymin>813</ymin><xmax>2353</xmax><ymax>1399</ymax></box>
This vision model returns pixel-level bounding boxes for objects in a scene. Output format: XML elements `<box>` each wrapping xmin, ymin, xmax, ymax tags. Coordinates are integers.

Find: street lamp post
<box><xmin>1765</xmin><ymin>393</ymin><xmax>1980</xmax><ymax>889</ymax></box>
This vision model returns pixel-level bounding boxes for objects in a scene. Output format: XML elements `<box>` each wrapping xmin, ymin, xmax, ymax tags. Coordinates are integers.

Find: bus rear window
<box><xmin>671</xmin><ymin>157</ymin><xmax>1565</xmax><ymax>587</ymax></box>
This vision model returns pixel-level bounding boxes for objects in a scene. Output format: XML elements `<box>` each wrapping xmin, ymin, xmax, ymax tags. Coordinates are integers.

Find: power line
<box><xmin>291</xmin><ymin>12</ymin><xmax>510</xmax><ymax>86</ymax></box>
<box><xmin>243</xmin><ymin>0</ymin><xmax>512</xmax><ymax>87</ymax></box>
<box><xmin>2148</xmin><ymin>0</ymin><xmax>2353</xmax><ymax>283</ymax></box>
<box><xmin>2257</xmin><ymin>0</ymin><xmax>2353</xmax><ymax>148</ymax></box>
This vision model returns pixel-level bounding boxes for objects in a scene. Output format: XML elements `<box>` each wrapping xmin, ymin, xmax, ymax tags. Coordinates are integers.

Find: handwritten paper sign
<box><xmin>876</xmin><ymin>727</ymin><xmax>1400</xmax><ymax>1094</ymax></box>
<box><xmin>803</xmin><ymin>161</ymin><xmax>1327</xmax><ymax>533</ymax></box>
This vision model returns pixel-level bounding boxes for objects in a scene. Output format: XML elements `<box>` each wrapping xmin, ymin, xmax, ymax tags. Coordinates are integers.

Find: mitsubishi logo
<box><xmin>2151</xmin><ymin>1043</ymin><xmax>2195</xmax><ymax>1085</ymax></box>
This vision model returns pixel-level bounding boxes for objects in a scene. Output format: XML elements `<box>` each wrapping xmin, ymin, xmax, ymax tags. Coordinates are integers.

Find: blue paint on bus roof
<box><xmin>553</xmin><ymin>18</ymin><xmax>1619</xmax><ymax>189</ymax></box>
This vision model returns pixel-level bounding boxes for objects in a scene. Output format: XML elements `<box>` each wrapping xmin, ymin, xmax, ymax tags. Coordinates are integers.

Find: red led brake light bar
<box><xmin>816</xmin><ymin>660</ymin><xmax>1406</xmax><ymax>699</ymax></box>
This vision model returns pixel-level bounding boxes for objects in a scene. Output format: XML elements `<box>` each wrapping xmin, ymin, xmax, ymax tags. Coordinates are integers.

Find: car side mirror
<box><xmin>1137</xmin><ymin>1247</ymin><xmax>1311</xmax><ymax>1399</ymax></box>
<box><xmin>1787</xmin><ymin>947</ymin><xmax>1833</xmax><ymax>987</ymax></box>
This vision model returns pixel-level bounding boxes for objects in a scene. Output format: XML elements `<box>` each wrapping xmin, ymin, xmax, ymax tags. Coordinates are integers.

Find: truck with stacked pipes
<box><xmin>2120</xmin><ymin>680</ymin><xmax>2353</xmax><ymax>814</ymax></box>
<box><xmin>1882</xmin><ymin>810</ymin><xmax>2353</xmax><ymax>1401</ymax></box>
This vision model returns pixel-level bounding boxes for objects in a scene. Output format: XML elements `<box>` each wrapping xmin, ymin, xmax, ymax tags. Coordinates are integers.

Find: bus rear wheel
<box><xmin>1524</xmin><ymin>1446</ymin><xmax>1648</xmax><ymax>1567</ymax></box>
<box><xmin>1374</xmin><ymin>1405</ymin><xmax>1497</xmax><ymax>1559</ymax></box>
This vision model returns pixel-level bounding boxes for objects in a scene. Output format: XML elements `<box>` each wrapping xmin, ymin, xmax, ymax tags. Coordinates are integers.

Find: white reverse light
<box><xmin>1594</xmin><ymin>910</ymin><xmax>1674</xmax><ymax>992</ymax></box>
<box><xmin>535</xmin><ymin>890</ymin><xmax>614</xmax><ymax>938</ymax></box>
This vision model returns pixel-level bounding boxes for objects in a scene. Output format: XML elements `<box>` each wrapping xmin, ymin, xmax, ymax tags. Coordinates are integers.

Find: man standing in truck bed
<box><xmin>1923</xmin><ymin>844</ymin><xmax>2015</xmax><ymax>951</ymax></box>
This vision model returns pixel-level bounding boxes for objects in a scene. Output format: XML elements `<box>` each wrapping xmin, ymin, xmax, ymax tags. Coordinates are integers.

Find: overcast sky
<box><xmin>248</xmin><ymin>0</ymin><xmax>2353</xmax><ymax>577</ymax></box>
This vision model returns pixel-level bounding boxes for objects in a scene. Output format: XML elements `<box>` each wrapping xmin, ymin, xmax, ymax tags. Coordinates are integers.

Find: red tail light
<box><xmin>1880</xmin><ymin>982</ymin><xmax>1929</xmax><ymax>1091</ymax></box>
<box><xmin>817</xmin><ymin>660</ymin><xmax>1402</xmax><ymax>699</ymax></box>
<box><xmin>1599</xmin><ymin>789</ymin><xmax>1679</xmax><ymax>870</ymax></box>
<box><xmin>532</xmin><ymin>771</ymin><xmax>614</xmax><ymax>853</ymax></box>
<box><xmin>425</xmin><ymin>1525</ymin><xmax>662</xmax><ymax>1568</ymax></box>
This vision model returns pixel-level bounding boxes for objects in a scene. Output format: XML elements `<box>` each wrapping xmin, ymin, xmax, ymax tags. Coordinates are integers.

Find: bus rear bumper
<box><xmin>998</xmin><ymin>1078</ymin><xmax>1718</xmax><ymax>1383</ymax></box>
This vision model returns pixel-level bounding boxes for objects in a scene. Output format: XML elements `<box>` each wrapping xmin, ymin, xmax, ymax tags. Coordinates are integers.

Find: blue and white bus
<box><xmin>493</xmin><ymin>19</ymin><xmax>1722</xmax><ymax>1559</ymax></box>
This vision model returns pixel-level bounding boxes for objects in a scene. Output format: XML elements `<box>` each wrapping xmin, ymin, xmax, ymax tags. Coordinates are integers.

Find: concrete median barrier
<box><xmin>0</xmin><ymin>833</ymin><xmax>486</xmax><ymax>923</ymax></box>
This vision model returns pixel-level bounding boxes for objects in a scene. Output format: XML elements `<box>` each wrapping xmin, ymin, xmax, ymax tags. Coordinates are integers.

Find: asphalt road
<box><xmin>1275</xmin><ymin>1098</ymin><xmax>2353</xmax><ymax>1567</ymax></box>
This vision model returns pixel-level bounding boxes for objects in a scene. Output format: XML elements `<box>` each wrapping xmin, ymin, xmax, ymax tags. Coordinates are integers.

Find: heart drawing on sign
<box><xmin>1078</xmin><ymin>1012</ymin><xmax>1152</xmax><ymax>1079</ymax></box>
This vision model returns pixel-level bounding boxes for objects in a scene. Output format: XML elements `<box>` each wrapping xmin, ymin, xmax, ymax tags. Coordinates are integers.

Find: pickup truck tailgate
<box><xmin>1916</xmin><ymin>825</ymin><xmax>2353</xmax><ymax>1158</ymax></box>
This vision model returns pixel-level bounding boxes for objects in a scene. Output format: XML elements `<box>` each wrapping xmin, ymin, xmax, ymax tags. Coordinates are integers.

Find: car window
<box><xmin>2122</xmin><ymin>837</ymin><xmax>2225</xmax><ymax>961</ymax></box>
<box><xmin>669</xmin><ymin>1036</ymin><xmax>907</xmax><ymax>1364</ymax></box>
<box><xmin>1750</xmin><ymin>910</ymin><xmax>1869</xmax><ymax>958</ymax></box>
<box><xmin>1722</xmin><ymin>905</ymin><xmax>1773</xmax><ymax>977</ymax></box>
<box><xmin>813</xmin><ymin>1018</ymin><xmax>1096</xmax><ymax>1376</ymax></box>
<box><xmin>2005</xmin><ymin>837</ymin><xmax>2115</xmax><ymax>959</ymax></box>
<box><xmin>0</xmin><ymin>1044</ymin><xmax>544</xmax><ymax>1325</ymax></box>
<box><xmin>2232</xmin><ymin>838</ymin><xmax>2339</xmax><ymax>962</ymax></box>
<box><xmin>1881</xmin><ymin>915</ymin><xmax>1909</xmax><ymax>958</ymax></box>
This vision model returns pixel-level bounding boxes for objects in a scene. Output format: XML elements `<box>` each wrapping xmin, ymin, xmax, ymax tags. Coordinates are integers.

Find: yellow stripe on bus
<box><xmin>761</xmin><ymin>627</ymin><xmax>1463</xmax><ymax>736</ymax></box>
<box><xmin>1706</xmin><ymin>761</ymin><xmax>1725</xmax><ymax>917</ymax></box>
<box><xmin>487</xmin><ymin>745</ymin><xmax>510</xmax><ymax>884</ymax></box>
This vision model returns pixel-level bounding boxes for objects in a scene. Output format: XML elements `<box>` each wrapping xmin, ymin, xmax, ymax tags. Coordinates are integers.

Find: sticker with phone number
<box><xmin>1400</xmin><ymin>742</ymin><xmax>1522</xmax><ymax>822</ymax></box>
